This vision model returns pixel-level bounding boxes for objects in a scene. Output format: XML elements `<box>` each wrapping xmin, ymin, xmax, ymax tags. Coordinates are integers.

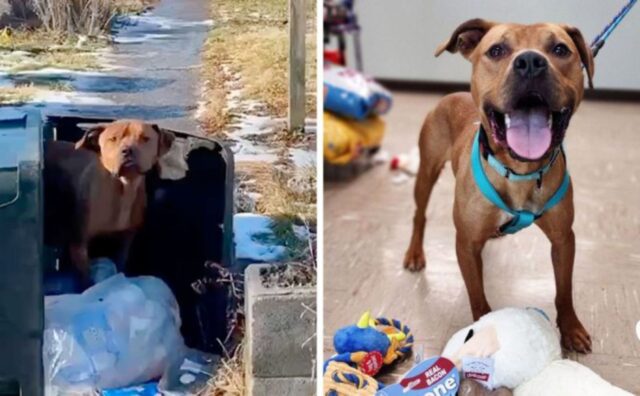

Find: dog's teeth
<box><xmin>505</xmin><ymin>114</ymin><xmax>511</xmax><ymax>128</ymax></box>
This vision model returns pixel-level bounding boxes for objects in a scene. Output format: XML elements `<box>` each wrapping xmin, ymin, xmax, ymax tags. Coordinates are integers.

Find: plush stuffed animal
<box><xmin>515</xmin><ymin>359</ymin><xmax>632</xmax><ymax>396</ymax></box>
<box><xmin>442</xmin><ymin>308</ymin><xmax>632</xmax><ymax>396</ymax></box>
<box><xmin>459</xmin><ymin>379</ymin><xmax>513</xmax><ymax>396</ymax></box>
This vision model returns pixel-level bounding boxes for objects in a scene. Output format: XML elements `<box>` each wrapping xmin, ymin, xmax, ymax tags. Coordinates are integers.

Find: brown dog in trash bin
<box><xmin>403</xmin><ymin>20</ymin><xmax>594</xmax><ymax>353</ymax></box>
<box><xmin>44</xmin><ymin>120</ymin><xmax>175</xmax><ymax>280</ymax></box>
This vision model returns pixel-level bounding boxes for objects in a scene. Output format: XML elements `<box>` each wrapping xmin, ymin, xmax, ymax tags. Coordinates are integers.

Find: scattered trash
<box><xmin>391</xmin><ymin>172</ymin><xmax>411</xmax><ymax>185</ymax></box>
<box><xmin>44</xmin><ymin>274</ymin><xmax>184</xmax><ymax>393</ymax></box>
<box><xmin>372</xmin><ymin>149</ymin><xmax>390</xmax><ymax>165</ymax></box>
<box><xmin>159</xmin><ymin>349</ymin><xmax>219</xmax><ymax>395</ymax></box>
<box><xmin>89</xmin><ymin>257</ymin><xmax>119</xmax><ymax>285</ymax></box>
<box><xmin>390</xmin><ymin>147</ymin><xmax>419</xmax><ymax>176</ymax></box>
<box><xmin>101</xmin><ymin>382</ymin><xmax>159</xmax><ymax>396</ymax></box>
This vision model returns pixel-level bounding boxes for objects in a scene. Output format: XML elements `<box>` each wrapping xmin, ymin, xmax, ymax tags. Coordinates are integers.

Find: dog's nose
<box><xmin>121</xmin><ymin>146</ymin><xmax>133</xmax><ymax>157</ymax></box>
<box><xmin>513</xmin><ymin>51</ymin><xmax>548</xmax><ymax>79</ymax></box>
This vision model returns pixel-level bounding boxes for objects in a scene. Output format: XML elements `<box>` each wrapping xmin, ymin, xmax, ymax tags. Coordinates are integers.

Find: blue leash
<box><xmin>471</xmin><ymin>130</ymin><xmax>571</xmax><ymax>235</ymax></box>
<box><xmin>590</xmin><ymin>0</ymin><xmax>637</xmax><ymax>57</ymax></box>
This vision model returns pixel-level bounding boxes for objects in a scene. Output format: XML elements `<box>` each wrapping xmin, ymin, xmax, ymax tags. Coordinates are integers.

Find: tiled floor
<box><xmin>323</xmin><ymin>91</ymin><xmax>640</xmax><ymax>393</ymax></box>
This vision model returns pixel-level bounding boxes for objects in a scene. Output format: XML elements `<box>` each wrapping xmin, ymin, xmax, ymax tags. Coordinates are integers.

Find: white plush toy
<box><xmin>442</xmin><ymin>308</ymin><xmax>632</xmax><ymax>396</ymax></box>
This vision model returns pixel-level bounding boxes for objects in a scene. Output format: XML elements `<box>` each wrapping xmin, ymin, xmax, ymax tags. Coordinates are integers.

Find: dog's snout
<box><xmin>120</xmin><ymin>146</ymin><xmax>133</xmax><ymax>157</ymax></box>
<box><xmin>513</xmin><ymin>51</ymin><xmax>548</xmax><ymax>79</ymax></box>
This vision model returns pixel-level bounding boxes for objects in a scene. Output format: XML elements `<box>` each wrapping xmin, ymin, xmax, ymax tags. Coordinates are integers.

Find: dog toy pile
<box><xmin>323</xmin><ymin>311</ymin><xmax>413</xmax><ymax>394</ymax></box>
<box><xmin>326</xmin><ymin>311</ymin><xmax>413</xmax><ymax>375</ymax></box>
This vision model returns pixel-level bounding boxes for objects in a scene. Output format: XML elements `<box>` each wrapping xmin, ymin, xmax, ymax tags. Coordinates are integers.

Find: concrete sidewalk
<box><xmin>323</xmin><ymin>91</ymin><xmax>640</xmax><ymax>393</ymax></box>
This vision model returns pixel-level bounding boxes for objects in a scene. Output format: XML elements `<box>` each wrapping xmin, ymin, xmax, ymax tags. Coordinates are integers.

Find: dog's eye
<box><xmin>108</xmin><ymin>136</ymin><xmax>117</xmax><ymax>142</ymax></box>
<box><xmin>486</xmin><ymin>44</ymin><xmax>506</xmax><ymax>59</ymax></box>
<box><xmin>141</xmin><ymin>136</ymin><xmax>150</xmax><ymax>143</ymax></box>
<box><xmin>552</xmin><ymin>43</ymin><xmax>571</xmax><ymax>57</ymax></box>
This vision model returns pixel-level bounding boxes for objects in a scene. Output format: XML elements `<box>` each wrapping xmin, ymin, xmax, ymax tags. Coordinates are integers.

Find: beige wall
<box><xmin>349</xmin><ymin>0</ymin><xmax>639</xmax><ymax>90</ymax></box>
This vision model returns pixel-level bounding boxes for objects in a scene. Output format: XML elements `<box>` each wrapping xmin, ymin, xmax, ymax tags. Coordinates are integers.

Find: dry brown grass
<box><xmin>207</xmin><ymin>342</ymin><xmax>245</xmax><ymax>396</ymax></box>
<box><xmin>236</xmin><ymin>161</ymin><xmax>316</xmax><ymax>223</ymax></box>
<box><xmin>30</xmin><ymin>0</ymin><xmax>154</xmax><ymax>35</ymax></box>
<box><xmin>0</xmin><ymin>85</ymin><xmax>36</xmax><ymax>104</ymax></box>
<box><xmin>0</xmin><ymin>1</ymin><xmax>152</xmax><ymax>72</ymax></box>
<box><xmin>31</xmin><ymin>0</ymin><xmax>117</xmax><ymax>36</ymax></box>
<box><xmin>11</xmin><ymin>50</ymin><xmax>100</xmax><ymax>71</ymax></box>
<box><xmin>113</xmin><ymin>0</ymin><xmax>155</xmax><ymax>14</ymax></box>
<box><xmin>200</xmin><ymin>37</ymin><xmax>232</xmax><ymax>134</ymax></box>
<box><xmin>200</xmin><ymin>0</ymin><xmax>316</xmax><ymax>133</ymax></box>
<box><xmin>0</xmin><ymin>27</ymin><xmax>106</xmax><ymax>71</ymax></box>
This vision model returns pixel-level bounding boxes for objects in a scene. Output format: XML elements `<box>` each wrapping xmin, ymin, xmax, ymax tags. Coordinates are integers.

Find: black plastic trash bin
<box><xmin>0</xmin><ymin>109</ymin><xmax>235</xmax><ymax>396</ymax></box>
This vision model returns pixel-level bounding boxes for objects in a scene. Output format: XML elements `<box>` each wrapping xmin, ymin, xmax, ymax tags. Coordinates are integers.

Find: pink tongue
<box><xmin>505</xmin><ymin>108</ymin><xmax>552</xmax><ymax>160</ymax></box>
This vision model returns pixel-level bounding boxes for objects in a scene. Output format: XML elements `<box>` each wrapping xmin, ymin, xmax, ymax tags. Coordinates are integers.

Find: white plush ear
<box><xmin>442</xmin><ymin>308</ymin><xmax>562</xmax><ymax>390</ymax></box>
<box><xmin>442</xmin><ymin>324</ymin><xmax>474</xmax><ymax>363</ymax></box>
<box><xmin>515</xmin><ymin>360</ymin><xmax>633</xmax><ymax>396</ymax></box>
<box><xmin>444</xmin><ymin>326</ymin><xmax>500</xmax><ymax>370</ymax></box>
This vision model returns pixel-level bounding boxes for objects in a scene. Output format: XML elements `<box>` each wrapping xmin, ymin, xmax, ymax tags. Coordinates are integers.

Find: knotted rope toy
<box><xmin>323</xmin><ymin>361</ymin><xmax>383</xmax><ymax>396</ymax></box>
<box><xmin>325</xmin><ymin>311</ymin><xmax>414</xmax><ymax>377</ymax></box>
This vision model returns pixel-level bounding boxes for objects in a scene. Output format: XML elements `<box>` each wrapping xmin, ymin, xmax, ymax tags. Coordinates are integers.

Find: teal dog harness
<box><xmin>471</xmin><ymin>128</ymin><xmax>570</xmax><ymax>235</ymax></box>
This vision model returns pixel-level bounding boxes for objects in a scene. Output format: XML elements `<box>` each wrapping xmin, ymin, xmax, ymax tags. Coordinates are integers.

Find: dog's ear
<box><xmin>435</xmin><ymin>18</ymin><xmax>496</xmax><ymax>59</ymax></box>
<box><xmin>152</xmin><ymin>124</ymin><xmax>175</xmax><ymax>157</ymax></box>
<box><xmin>75</xmin><ymin>125</ymin><xmax>105</xmax><ymax>152</ymax></box>
<box><xmin>562</xmin><ymin>25</ymin><xmax>595</xmax><ymax>89</ymax></box>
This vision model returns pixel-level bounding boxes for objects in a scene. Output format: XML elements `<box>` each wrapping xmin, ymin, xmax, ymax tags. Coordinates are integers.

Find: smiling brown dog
<box><xmin>403</xmin><ymin>20</ymin><xmax>594</xmax><ymax>353</ymax></box>
<box><xmin>44</xmin><ymin>120</ymin><xmax>175</xmax><ymax>280</ymax></box>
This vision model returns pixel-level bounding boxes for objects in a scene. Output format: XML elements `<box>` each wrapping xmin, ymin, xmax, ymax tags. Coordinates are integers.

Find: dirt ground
<box><xmin>323</xmin><ymin>91</ymin><xmax>640</xmax><ymax>393</ymax></box>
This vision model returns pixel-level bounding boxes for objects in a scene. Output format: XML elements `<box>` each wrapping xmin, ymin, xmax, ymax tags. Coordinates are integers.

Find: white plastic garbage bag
<box><xmin>44</xmin><ymin>274</ymin><xmax>185</xmax><ymax>393</ymax></box>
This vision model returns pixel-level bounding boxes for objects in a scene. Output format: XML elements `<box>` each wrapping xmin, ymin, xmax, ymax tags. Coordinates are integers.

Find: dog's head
<box><xmin>76</xmin><ymin>120</ymin><xmax>175</xmax><ymax>180</ymax></box>
<box><xmin>436</xmin><ymin>19</ymin><xmax>594</xmax><ymax>161</ymax></box>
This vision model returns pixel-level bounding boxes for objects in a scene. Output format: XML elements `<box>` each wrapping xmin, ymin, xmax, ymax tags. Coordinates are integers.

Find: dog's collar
<box><xmin>471</xmin><ymin>129</ymin><xmax>571</xmax><ymax>235</ymax></box>
<box><xmin>478</xmin><ymin>126</ymin><xmax>563</xmax><ymax>188</ymax></box>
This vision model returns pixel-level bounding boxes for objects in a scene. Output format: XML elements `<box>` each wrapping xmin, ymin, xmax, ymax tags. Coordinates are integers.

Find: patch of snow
<box><xmin>234</xmin><ymin>213</ymin><xmax>286</xmax><ymax>262</ymax></box>
<box><xmin>289</xmin><ymin>148</ymin><xmax>315</xmax><ymax>167</ymax></box>
<box><xmin>112</xmin><ymin>15</ymin><xmax>214</xmax><ymax>45</ymax></box>
<box><xmin>33</xmin><ymin>90</ymin><xmax>112</xmax><ymax>105</ymax></box>
<box><xmin>113</xmin><ymin>33</ymin><xmax>173</xmax><ymax>44</ymax></box>
<box><xmin>11</xmin><ymin>68</ymin><xmax>104</xmax><ymax>77</ymax></box>
<box><xmin>119</xmin><ymin>15</ymin><xmax>214</xmax><ymax>30</ymax></box>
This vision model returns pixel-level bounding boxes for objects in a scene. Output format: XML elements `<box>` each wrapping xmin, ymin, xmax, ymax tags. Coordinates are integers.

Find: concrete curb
<box><xmin>244</xmin><ymin>263</ymin><xmax>317</xmax><ymax>395</ymax></box>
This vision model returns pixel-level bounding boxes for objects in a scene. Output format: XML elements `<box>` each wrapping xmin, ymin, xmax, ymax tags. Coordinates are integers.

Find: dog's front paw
<box><xmin>403</xmin><ymin>246</ymin><xmax>426</xmax><ymax>272</ymax></box>
<box><xmin>558</xmin><ymin>313</ymin><xmax>592</xmax><ymax>353</ymax></box>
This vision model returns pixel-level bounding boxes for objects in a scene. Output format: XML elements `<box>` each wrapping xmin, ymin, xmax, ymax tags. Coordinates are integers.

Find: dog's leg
<box><xmin>69</xmin><ymin>242</ymin><xmax>90</xmax><ymax>279</ymax></box>
<box><xmin>536</xmin><ymin>186</ymin><xmax>592</xmax><ymax>353</ymax></box>
<box><xmin>113</xmin><ymin>231</ymin><xmax>135</xmax><ymax>272</ymax></box>
<box><xmin>456</xmin><ymin>232</ymin><xmax>491</xmax><ymax>320</ymax></box>
<box><xmin>404</xmin><ymin>114</ymin><xmax>449</xmax><ymax>271</ymax></box>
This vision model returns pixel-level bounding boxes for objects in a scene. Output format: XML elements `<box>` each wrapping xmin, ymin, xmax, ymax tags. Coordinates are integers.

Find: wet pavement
<box><xmin>324</xmin><ymin>91</ymin><xmax>640</xmax><ymax>393</ymax></box>
<box><xmin>4</xmin><ymin>0</ymin><xmax>212</xmax><ymax>132</ymax></box>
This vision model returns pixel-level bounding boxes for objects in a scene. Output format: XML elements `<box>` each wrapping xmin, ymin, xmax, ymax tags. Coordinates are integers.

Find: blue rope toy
<box><xmin>324</xmin><ymin>312</ymin><xmax>414</xmax><ymax>376</ymax></box>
